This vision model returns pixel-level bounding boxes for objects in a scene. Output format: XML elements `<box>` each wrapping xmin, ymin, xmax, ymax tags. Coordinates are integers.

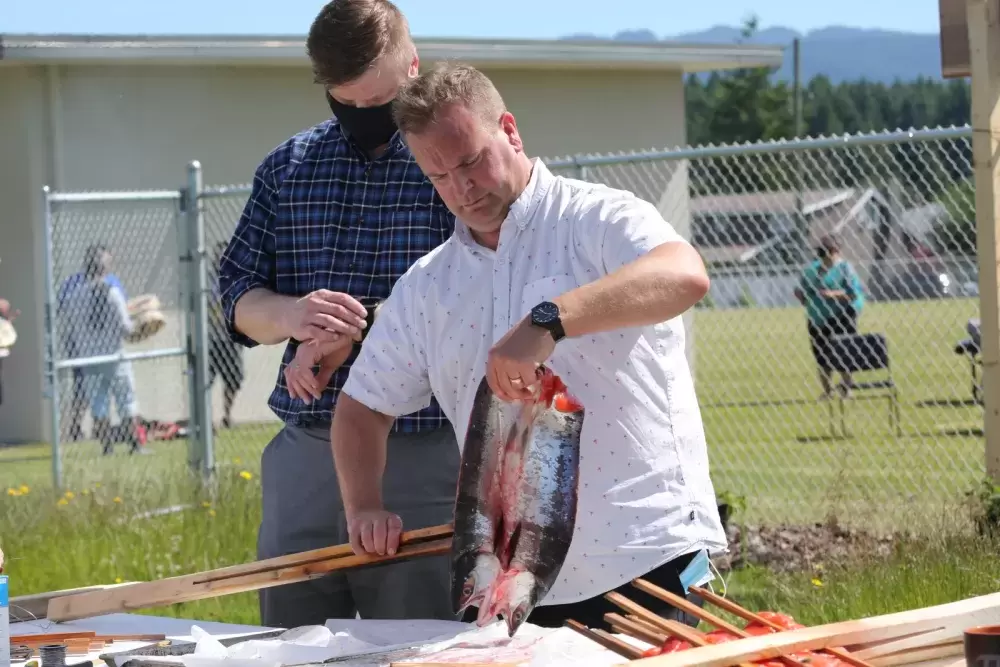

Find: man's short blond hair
<box><xmin>392</xmin><ymin>62</ymin><xmax>507</xmax><ymax>136</ymax></box>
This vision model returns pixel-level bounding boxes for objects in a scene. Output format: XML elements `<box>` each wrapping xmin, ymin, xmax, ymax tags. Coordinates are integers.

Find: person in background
<box><xmin>63</xmin><ymin>245</ymin><xmax>146</xmax><ymax>454</ymax></box>
<box><xmin>794</xmin><ymin>234</ymin><xmax>865</xmax><ymax>399</ymax></box>
<box><xmin>57</xmin><ymin>246</ymin><xmax>127</xmax><ymax>442</ymax></box>
<box><xmin>217</xmin><ymin>0</ymin><xmax>460</xmax><ymax>629</ymax></box>
<box><xmin>208</xmin><ymin>241</ymin><xmax>245</xmax><ymax>429</ymax></box>
<box><xmin>0</xmin><ymin>294</ymin><xmax>19</xmax><ymax>409</ymax></box>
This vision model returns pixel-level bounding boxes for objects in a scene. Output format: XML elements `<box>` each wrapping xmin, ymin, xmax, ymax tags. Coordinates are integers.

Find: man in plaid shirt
<box><xmin>217</xmin><ymin>0</ymin><xmax>459</xmax><ymax>628</ymax></box>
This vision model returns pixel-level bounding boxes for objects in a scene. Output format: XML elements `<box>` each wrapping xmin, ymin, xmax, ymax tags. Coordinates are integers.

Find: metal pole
<box><xmin>186</xmin><ymin>161</ymin><xmax>214</xmax><ymax>479</ymax></box>
<box><xmin>41</xmin><ymin>186</ymin><xmax>63</xmax><ymax>491</ymax></box>
<box><xmin>792</xmin><ymin>38</ymin><xmax>808</xmax><ymax>263</ymax></box>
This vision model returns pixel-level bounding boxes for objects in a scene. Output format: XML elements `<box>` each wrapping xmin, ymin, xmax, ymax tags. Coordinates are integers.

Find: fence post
<box><xmin>968</xmin><ymin>0</ymin><xmax>1000</xmax><ymax>482</ymax></box>
<box><xmin>185</xmin><ymin>160</ymin><xmax>215</xmax><ymax>479</ymax></box>
<box><xmin>41</xmin><ymin>185</ymin><xmax>64</xmax><ymax>491</ymax></box>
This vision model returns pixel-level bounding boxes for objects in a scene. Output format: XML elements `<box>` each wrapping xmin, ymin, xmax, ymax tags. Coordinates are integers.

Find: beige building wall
<box><xmin>0</xmin><ymin>62</ymin><xmax>690</xmax><ymax>443</ymax></box>
<box><xmin>0</xmin><ymin>67</ymin><xmax>53</xmax><ymax>444</ymax></box>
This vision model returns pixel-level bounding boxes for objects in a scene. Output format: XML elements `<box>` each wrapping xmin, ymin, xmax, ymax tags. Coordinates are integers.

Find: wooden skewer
<box><xmin>604</xmin><ymin>592</ymin><xmax>757</xmax><ymax>667</ymax></box>
<box><xmin>627</xmin><ymin>614</ymin><xmax>666</xmax><ymax>636</ymax></box>
<box><xmin>11</xmin><ymin>631</ymin><xmax>98</xmax><ymax>643</ymax></box>
<box><xmin>605</xmin><ymin>612</ymin><xmax>668</xmax><ymax>648</ymax></box>
<box><xmin>196</xmin><ymin>524</ymin><xmax>454</xmax><ymax>584</ymax></box>
<box><xmin>688</xmin><ymin>584</ymin><xmax>874</xmax><ymax>667</ymax></box>
<box><xmin>48</xmin><ymin>534</ymin><xmax>452</xmax><ymax>622</ymax></box>
<box><xmin>13</xmin><ymin>633</ymin><xmax>167</xmax><ymax>645</ymax></box>
<box><xmin>564</xmin><ymin>619</ymin><xmax>645</xmax><ymax>660</ymax></box>
<box><xmin>630</xmin><ymin>580</ymin><xmax>802</xmax><ymax>667</ymax></box>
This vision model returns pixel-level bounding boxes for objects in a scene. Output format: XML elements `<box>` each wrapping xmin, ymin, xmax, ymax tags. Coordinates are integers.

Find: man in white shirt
<box><xmin>326</xmin><ymin>62</ymin><xmax>728</xmax><ymax>630</ymax></box>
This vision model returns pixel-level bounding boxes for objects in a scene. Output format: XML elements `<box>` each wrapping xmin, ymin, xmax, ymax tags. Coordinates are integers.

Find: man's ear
<box><xmin>408</xmin><ymin>52</ymin><xmax>420</xmax><ymax>78</ymax></box>
<box><xmin>500</xmin><ymin>112</ymin><xmax>523</xmax><ymax>153</ymax></box>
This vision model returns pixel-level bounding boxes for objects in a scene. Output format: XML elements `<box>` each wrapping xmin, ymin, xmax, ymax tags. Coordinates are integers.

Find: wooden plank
<box><xmin>47</xmin><ymin>531</ymin><xmax>452</xmax><ymax>622</ymax></box>
<box><xmin>632</xmin><ymin>592</ymin><xmax>1000</xmax><ymax>667</ymax></box>
<box><xmin>867</xmin><ymin>640</ymin><xmax>964</xmax><ymax>667</ymax></box>
<box><xmin>940</xmin><ymin>0</ymin><xmax>972</xmax><ymax>78</ymax></box>
<box><xmin>9</xmin><ymin>582</ymin><xmax>141</xmax><ymax>621</ymax></box>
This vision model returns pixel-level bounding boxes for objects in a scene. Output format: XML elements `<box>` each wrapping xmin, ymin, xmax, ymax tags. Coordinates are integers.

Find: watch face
<box><xmin>533</xmin><ymin>301</ymin><xmax>560</xmax><ymax>325</ymax></box>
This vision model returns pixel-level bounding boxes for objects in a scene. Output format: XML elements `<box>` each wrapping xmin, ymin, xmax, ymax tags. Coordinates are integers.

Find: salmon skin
<box><xmin>451</xmin><ymin>366</ymin><xmax>584</xmax><ymax>637</ymax></box>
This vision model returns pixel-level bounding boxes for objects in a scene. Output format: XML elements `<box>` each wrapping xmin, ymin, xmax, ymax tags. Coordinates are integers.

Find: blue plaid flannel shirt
<box><xmin>218</xmin><ymin>119</ymin><xmax>455</xmax><ymax>431</ymax></box>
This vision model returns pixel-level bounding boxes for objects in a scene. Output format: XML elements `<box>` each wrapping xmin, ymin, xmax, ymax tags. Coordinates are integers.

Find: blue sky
<box><xmin>6</xmin><ymin>0</ymin><xmax>941</xmax><ymax>38</ymax></box>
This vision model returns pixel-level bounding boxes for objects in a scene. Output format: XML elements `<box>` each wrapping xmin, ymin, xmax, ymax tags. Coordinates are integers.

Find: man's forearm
<box><xmin>553</xmin><ymin>242</ymin><xmax>710</xmax><ymax>338</ymax></box>
<box><xmin>233</xmin><ymin>288</ymin><xmax>297</xmax><ymax>345</ymax></box>
<box><xmin>331</xmin><ymin>394</ymin><xmax>394</xmax><ymax>515</ymax></box>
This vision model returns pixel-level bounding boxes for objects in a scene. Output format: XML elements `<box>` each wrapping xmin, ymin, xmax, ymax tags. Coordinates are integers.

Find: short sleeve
<box><xmin>578</xmin><ymin>192</ymin><xmax>686</xmax><ymax>275</ymax></box>
<box><xmin>109</xmin><ymin>286</ymin><xmax>134</xmax><ymax>334</ymax></box>
<box><xmin>341</xmin><ymin>279</ymin><xmax>433</xmax><ymax>417</ymax></box>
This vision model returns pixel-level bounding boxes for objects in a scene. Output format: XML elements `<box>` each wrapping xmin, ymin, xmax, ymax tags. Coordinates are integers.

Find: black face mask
<box><xmin>326</xmin><ymin>92</ymin><xmax>398</xmax><ymax>151</ymax></box>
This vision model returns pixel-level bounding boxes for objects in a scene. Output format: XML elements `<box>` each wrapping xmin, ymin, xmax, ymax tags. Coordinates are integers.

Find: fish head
<box><xmin>452</xmin><ymin>551</ymin><xmax>502</xmax><ymax>614</ymax></box>
<box><xmin>498</xmin><ymin>571</ymin><xmax>542</xmax><ymax>637</ymax></box>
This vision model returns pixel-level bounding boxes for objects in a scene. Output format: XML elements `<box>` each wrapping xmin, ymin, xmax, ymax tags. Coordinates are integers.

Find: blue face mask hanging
<box><xmin>678</xmin><ymin>549</ymin><xmax>714</xmax><ymax>594</ymax></box>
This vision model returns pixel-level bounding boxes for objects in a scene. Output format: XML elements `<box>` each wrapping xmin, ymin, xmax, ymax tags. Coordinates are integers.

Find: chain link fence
<box><xmin>41</xmin><ymin>189</ymin><xmax>194</xmax><ymax>493</ymax></box>
<box><xmin>28</xmin><ymin>126</ymin><xmax>989</xmax><ymax>534</ymax></box>
<box><xmin>548</xmin><ymin>125</ymin><xmax>984</xmax><ymax>532</ymax></box>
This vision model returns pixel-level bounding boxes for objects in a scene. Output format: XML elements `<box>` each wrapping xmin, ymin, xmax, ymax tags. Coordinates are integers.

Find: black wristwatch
<box><xmin>530</xmin><ymin>301</ymin><xmax>566</xmax><ymax>342</ymax></box>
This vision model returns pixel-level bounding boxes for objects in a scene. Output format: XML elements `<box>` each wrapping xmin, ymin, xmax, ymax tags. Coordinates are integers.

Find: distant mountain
<box><xmin>561</xmin><ymin>26</ymin><xmax>947</xmax><ymax>84</ymax></box>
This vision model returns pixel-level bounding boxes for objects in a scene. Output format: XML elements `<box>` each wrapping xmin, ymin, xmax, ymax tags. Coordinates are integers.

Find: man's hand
<box><xmin>347</xmin><ymin>509</ymin><xmax>403</xmax><ymax>556</ymax></box>
<box><xmin>282</xmin><ymin>290</ymin><xmax>369</xmax><ymax>344</ymax></box>
<box><xmin>284</xmin><ymin>334</ymin><xmax>357</xmax><ymax>403</ymax></box>
<box><xmin>486</xmin><ymin>316</ymin><xmax>555</xmax><ymax>402</ymax></box>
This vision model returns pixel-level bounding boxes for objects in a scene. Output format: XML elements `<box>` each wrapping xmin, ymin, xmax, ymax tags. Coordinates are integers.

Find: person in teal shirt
<box><xmin>794</xmin><ymin>234</ymin><xmax>865</xmax><ymax>399</ymax></box>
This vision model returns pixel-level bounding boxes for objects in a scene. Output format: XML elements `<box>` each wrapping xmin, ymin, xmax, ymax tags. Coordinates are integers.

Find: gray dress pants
<box><xmin>256</xmin><ymin>422</ymin><xmax>461</xmax><ymax>629</ymax></box>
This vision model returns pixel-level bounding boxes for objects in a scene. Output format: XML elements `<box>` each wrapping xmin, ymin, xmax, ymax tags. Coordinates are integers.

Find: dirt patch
<box><xmin>714</xmin><ymin>522</ymin><xmax>900</xmax><ymax>574</ymax></box>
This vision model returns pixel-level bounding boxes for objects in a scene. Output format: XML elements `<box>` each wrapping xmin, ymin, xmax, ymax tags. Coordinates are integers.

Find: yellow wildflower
<box><xmin>239</xmin><ymin>470</ymin><xmax>253</xmax><ymax>480</ymax></box>
<box><xmin>113</xmin><ymin>496</ymin><xmax>123</xmax><ymax>504</ymax></box>
<box><xmin>57</xmin><ymin>498</ymin><xmax>69</xmax><ymax>506</ymax></box>
<box><xmin>64</xmin><ymin>491</ymin><xmax>75</xmax><ymax>500</ymax></box>
<box><xmin>811</xmin><ymin>578</ymin><xmax>824</xmax><ymax>588</ymax></box>
<box><xmin>18</xmin><ymin>485</ymin><xmax>29</xmax><ymax>494</ymax></box>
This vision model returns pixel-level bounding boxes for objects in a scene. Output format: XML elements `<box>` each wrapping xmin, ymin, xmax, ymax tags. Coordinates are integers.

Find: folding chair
<box><xmin>954</xmin><ymin>318</ymin><xmax>983</xmax><ymax>406</ymax></box>
<box><xmin>827</xmin><ymin>332</ymin><xmax>902</xmax><ymax>438</ymax></box>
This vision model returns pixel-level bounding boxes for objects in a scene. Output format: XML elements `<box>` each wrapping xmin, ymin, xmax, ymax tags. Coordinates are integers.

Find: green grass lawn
<box><xmin>2</xmin><ymin>469</ymin><xmax>997</xmax><ymax>629</ymax></box>
<box><xmin>0</xmin><ymin>296</ymin><xmax>996</xmax><ymax>629</ymax></box>
<box><xmin>697</xmin><ymin>297</ymin><xmax>986</xmax><ymax>531</ymax></box>
<box><xmin>3</xmin><ymin>297</ymin><xmax>986</xmax><ymax>531</ymax></box>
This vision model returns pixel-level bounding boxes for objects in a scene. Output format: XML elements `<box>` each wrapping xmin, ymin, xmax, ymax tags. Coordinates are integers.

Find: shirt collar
<box><xmin>455</xmin><ymin>157</ymin><xmax>552</xmax><ymax>254</ymax></box>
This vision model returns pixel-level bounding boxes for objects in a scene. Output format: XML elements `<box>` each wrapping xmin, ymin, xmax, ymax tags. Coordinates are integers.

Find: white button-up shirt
<box><xmin>343</xmin><ymin>159</ymin><xmax>728</xmax><ymax>605</ymax></box>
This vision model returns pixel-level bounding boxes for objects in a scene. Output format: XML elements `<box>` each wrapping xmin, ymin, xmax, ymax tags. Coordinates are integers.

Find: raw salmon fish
<box><xmin>451</xmin><ymin>367</ymin><xmax>584</xmax><ymax>637</ymax></box>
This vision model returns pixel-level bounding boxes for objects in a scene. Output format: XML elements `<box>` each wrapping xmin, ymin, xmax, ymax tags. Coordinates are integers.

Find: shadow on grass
<box><xmin>0</xmin><ymin>455</ymin><xmax>51</xmax><ymax>464</ymax></box>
